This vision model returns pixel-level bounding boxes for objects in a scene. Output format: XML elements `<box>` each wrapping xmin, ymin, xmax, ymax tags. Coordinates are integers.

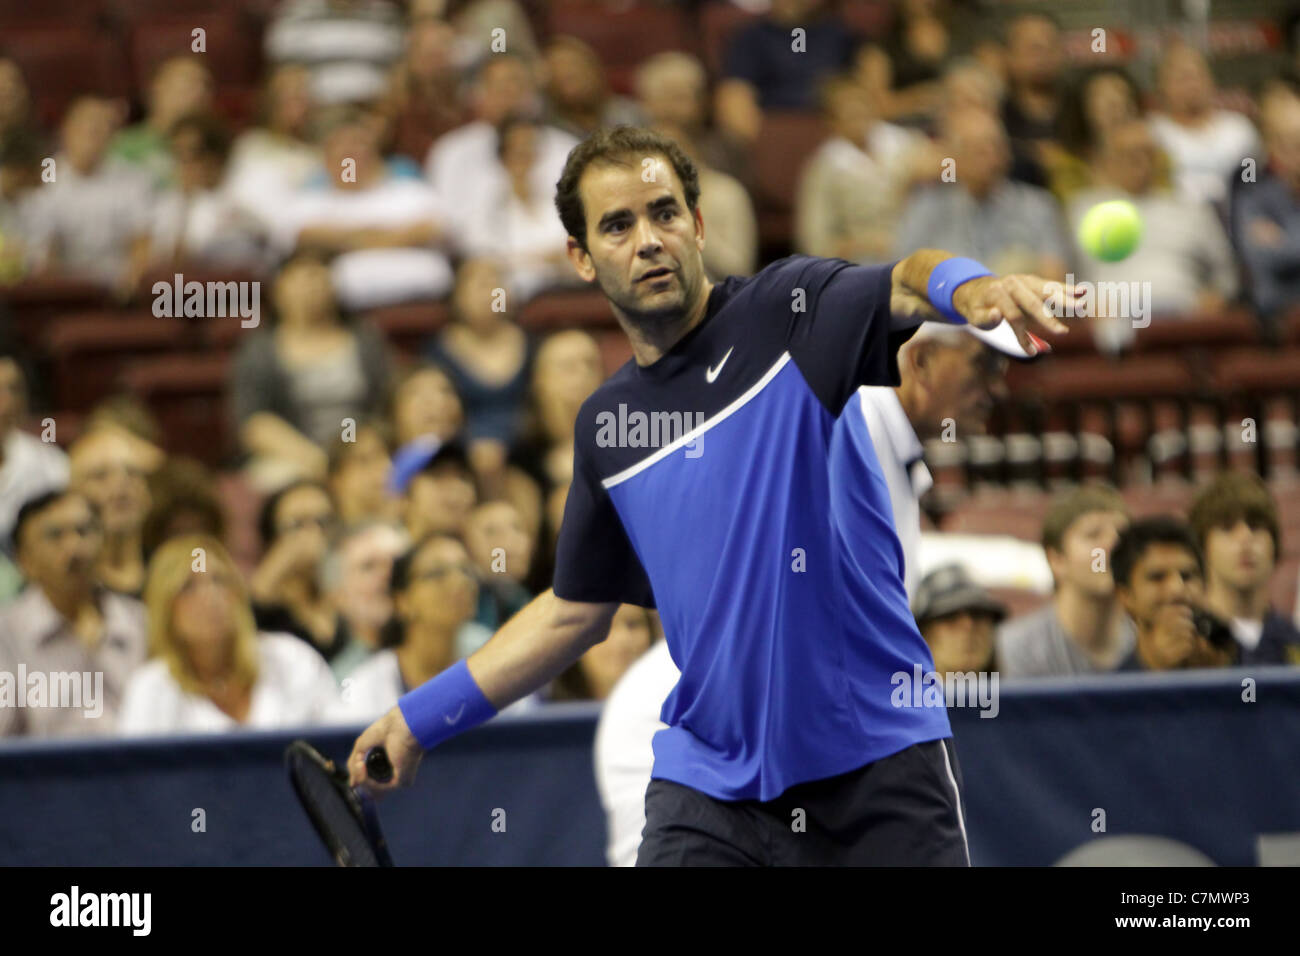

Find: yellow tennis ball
<box><xmin>1078</xmin><ymin>200</ymin><xmax>1143</xmax><ymax>262</ymax></box>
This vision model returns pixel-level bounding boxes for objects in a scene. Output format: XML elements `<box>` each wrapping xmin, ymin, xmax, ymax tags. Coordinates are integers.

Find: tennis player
<box><xmin>348</xmin><ymin>125</ymin><xmax>1075</xmax><ymax>865</ymax></box>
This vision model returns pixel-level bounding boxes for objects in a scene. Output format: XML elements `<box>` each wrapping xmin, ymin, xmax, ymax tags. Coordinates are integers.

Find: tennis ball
<box><xmin>1077</xmin><ymin>200</ymin><xmax>1143</xmax><ymax>262</ymax></box>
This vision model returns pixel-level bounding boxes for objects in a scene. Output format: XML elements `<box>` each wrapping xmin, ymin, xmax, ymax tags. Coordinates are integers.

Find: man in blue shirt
<box><xmin>348</xmin><ymin>125</ymin><xmax>1073</xmax><ymax>865</ymax></box>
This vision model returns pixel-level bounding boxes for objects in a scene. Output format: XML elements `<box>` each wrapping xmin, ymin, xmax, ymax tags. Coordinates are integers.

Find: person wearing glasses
<box><xmin>249</xmin><ymin>480</ymin><xmax>345</xmax><ymax>662</ymax></box>
<box><xmin>341</xmin><ymin>533</ymin><xmax>537</xmax><ymax>721</ymax></box>
<box><xmin>119</xmin><ymin>535</ymin><xmax>343</xmax><ymax>735</ymax></box>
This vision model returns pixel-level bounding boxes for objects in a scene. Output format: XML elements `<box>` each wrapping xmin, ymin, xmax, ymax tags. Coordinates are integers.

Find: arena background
<box><xmin>0</xmin><ymin>0</ymin><xmax>1298</xmax><ymax>868</ymax></box>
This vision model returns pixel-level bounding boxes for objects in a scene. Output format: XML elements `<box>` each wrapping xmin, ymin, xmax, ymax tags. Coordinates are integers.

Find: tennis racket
<box><xmin>285</xmin><ymin>740</ymin><xmax>395</xmax><ymax>867</ymax></box>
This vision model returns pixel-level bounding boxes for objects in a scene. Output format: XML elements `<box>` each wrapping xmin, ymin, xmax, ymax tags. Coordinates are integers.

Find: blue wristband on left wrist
<box><xmin>397</xmin><ymin>658</ymin><xmax>498</xmax><ymax>751</ymax></box>
<box><xmin>927</xmin><ymin>257</ymin><xmax>992</xmax><ymax>325</ymax></box>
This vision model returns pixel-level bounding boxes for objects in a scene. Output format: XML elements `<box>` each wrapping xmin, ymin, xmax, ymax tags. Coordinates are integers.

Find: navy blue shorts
<box><xmin>636</xmin><ymin>738</ymin><xmax>970</xmax><ymax>866</ymax></box>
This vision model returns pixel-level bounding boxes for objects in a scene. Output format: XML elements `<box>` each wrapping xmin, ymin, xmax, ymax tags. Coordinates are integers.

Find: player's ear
<box><xmin>693</xmin><ymin>205</ymin><xmax>705</xmax><ymax>249</ymax></box>
<box><xmin>565</xmin><ymin>237</ymin><xmax>596</xmax><ymax>282</ymax></box>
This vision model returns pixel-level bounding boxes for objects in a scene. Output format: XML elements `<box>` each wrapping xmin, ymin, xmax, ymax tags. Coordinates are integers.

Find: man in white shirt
<box><xmin>424</xmin><ymin>53</ymin><xmax>576</xmax><ymax>238</ymax></box>
<box><xmin>594</xmin><ymin>320</ymin><xmax>1025</xmax><ymax>865</ymax></box>
<box><xmin>1148</xmin><ymin>44</ymin><xmax>1259</xmax><ymax>209</ymax></box>
<box><xmin>280</xmin><ymin>107</ymin><xmax>453</xmax><ymax>309</ymax></box>
<box><xmin>0</xmin><ymin>342</ymin><xmax>67</xmax><ymax>555</ymax></box>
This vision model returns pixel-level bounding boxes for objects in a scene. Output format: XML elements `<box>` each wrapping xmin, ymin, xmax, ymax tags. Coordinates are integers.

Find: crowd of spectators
<box><xmin>1</xmin><ymin>0</ymin><xmax>1299</xmax><ymax>742</ymax></box>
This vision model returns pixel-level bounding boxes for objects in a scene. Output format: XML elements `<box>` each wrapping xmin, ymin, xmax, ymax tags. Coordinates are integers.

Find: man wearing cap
<box><xmin>912</xmin><ymin>564</ymin><xmax>1006</xmax><ymax>678</ymax></box>
<box><xmin>388</xmin><ymin>435</ymin><xmax>478</xmax><ymax>542</ymax></box>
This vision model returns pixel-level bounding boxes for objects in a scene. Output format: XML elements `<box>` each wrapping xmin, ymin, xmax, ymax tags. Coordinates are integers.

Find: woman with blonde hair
<box><xmin>118</xmin><ymin>535</ymin><xmax>342</xmax><ymax>734</ymax></box>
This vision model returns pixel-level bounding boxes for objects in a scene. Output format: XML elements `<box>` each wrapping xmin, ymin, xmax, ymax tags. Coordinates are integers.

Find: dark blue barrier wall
<box><xmin>2</xmin><ymin>672</ymin><xmax>1298</xmax><ymax>865</ymax></box>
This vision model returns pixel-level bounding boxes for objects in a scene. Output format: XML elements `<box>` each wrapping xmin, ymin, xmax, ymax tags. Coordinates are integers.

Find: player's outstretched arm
<box><xmin>890</xmin><ymin>249</ymin><xmax>1078</xmax><ymax>355</ymax></box>
<box><xmin>347</xmin><ymin>590</ymin><xmax>618</xmax><ymax>793</ymax></box>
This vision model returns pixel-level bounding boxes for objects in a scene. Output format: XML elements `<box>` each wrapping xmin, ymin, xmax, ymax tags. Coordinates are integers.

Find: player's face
<box><xmin>1053</xmin><ymin>509</ymin><xmax>1129</xmax><ymax>596</ymax></box>
<box><xmin>1204</xmin><ymin>518</ymin><xmax>1274</xmax><ymax>592</ymax></box>
<box><xmin>1118</xmin><ymin>544</ymin><xmax>1203</xmax><ymax>628</ymax></box>
<box><xmin>568</xmin><ymin>156</ymin><xmax>707</xmax><ymax>327</ymax></box>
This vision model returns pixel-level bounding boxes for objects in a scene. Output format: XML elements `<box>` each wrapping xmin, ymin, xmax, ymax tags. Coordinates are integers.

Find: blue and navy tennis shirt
<box><xmin>552</xmin><ymin>255</ymin><xmax>952</xmax><ymax>802</ymax></box>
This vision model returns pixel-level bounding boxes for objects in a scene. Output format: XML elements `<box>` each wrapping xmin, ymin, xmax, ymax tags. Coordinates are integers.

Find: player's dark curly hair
<box><xmin>553</xmin><ymin>125</ymin><xmax>701</xmax><ymax>256</ymax></box>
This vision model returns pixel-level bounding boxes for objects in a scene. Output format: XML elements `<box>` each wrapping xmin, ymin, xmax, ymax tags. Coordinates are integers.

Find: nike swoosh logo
<box><xmin>445</xmin><ymin>703</ymin><xmax>466</xmax><ymax>725</ymax></box>
<box><xmin>706</xmin><ymin>346</ymin><xmax>734</xmax><ymax>383</ymax></box>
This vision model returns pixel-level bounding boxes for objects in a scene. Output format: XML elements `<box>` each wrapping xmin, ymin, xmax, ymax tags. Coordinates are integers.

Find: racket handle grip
<box><xmin>364</xmin><ymin>746</ymin><xmax>394</xmax><ymax>783</ymax></box>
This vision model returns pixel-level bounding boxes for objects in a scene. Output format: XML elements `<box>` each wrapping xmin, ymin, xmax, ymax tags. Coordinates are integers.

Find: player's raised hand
<box><xmin>952</xmin><ymin>274</ymin><xmax>1082</xmax><ymax>355</ymax></box>
<box><xmin>348</xmin><ymin>705</ymin><xmax>424</xmax><ymax>795</ymax></box>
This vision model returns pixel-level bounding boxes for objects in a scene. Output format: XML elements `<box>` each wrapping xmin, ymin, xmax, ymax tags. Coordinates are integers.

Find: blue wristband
<box><xmin>926</xmin><ymin>257</ymin><xmax>992</xmax><ymax>325</ymax></box>
<box><xmin>397</xmin><ymin>658</ymin><xmax>498</xmax><ymax>751</ymax></box>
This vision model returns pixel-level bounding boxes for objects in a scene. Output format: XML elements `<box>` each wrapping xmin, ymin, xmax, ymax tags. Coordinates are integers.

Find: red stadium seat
<box><xmin>120</xmin><ymin>353</ymin><xmax>232</xmax><ymax>466</ymax></box>
<box><xmin>0</xmin><ymin>27</ymin><xmax>128</xmax><ymax>127</ymax></box>
<box><xmin>546</xmin><ymin>1</ymin><xmax>695</xmax><ymax>95</ymax></box>
<box><xmin>43</xmin><ymin>311</ymin><xmax>195</xmax><ymax>409</ymax></box>
<box><xmin>1211</xmin><ymin>348</ymin><xmax>1300</xmax><ymax>395</ymax></box>
<box><xmin>518</xmin><ymin>288</ymin><xmax>616</xmax><ymax>332</ymax></box>
<box><xmin>363</xmin><ymin>301</ymin><xmax>452</xmax><ymax>357</ymax></box>
<box><xmin>752</xmin><ymin>111</ymin><xmax>828</xmax><ymax>253</ymax></box>
<box><xmin>1130</xmin><ymin>309</ymin><xmax>1261</xmax><ymax>353</ymax></box>
<box><xmin>0</xmin><ymin>277</ymin><xmax>113</xmax><ymax>348</ymax></box>
<box><xmin>0</xmin><ymin>0</ymin><xmax>106</xmax><ymax>26</ymax></box>
<box><xmin>128</xmin><ymin>17</ymin><xmax>262</xmax><ymax>92</ymax></box>
<box><xmin>839</xmin><ymin>0</ymin><xmax>895</xmax><ymax>41</ymax></box>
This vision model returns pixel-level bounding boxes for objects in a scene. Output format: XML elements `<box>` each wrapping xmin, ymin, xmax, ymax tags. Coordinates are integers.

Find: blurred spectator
<box><xmin>1149</xmin><ymin>44</ymin><xmax>1259</xmax><ymax>209</ymax></box>
<box><xmin>0</xmin><ymin>490</ymin><xmax>147</xmax><ymax>738</ymax></box>
<box><xmin>1112</xmin><ymin>516</ymin><xmax>1237</xmax><ymax>671</ymax></box>
<box><xmin>327</xmin><ymin>422</ymin><xmax>399</xmax><ymax>525</ymax></box>
<box><xmin>1048</xmin><ymin>66</ymin><xmax>1169</xmax><ymax>205</ymax></box>
<box><xmin>997</xmin><ymin>11</ymin><xmax>1066</xmax><ymax>187</ymax></box>
<box><xmin>0</xmin><ymin>338</ymin><xmax>67</xmax><ymax>555</ymax></box>
<box><xmin>249</xmin><ymin>480</ymin><xmax>343</xmax><ymax>660</ymax></box>
<box><xmin>424</xmin><ymin>53</ymin><xmax>577</xmax><ymax>235</ymax></box>
<box><xmin>796</xmin><ymin>75</ymin><xmax>929</xmax><ymax>264</ymax></box>
<box><xmin>855</xmin><ymin>0</ymin><xmax>962</xmax><ymax>128</ymax></box>
<box><xmin>715</xmin><ymin>0</ymin><xmax>859</xmax><ymax>145</ymax></box>
<box><xmin>463</xmin><ymin>499</ymin><xmax>532</xmax><ymax>630</ymax></box>
<box><xmin>1188</xmin><ymin>472</ymin><xmax>1300</xmax><ymax>665</ymax></box>
<box><xmin>0</xmin><ymin>130</ymin><xmax>43</xmax><ymax>282</ymax></box>
<box><xmin>1068</xmin><ymin>119</ymin><xmax>1238</xmax><ymax>325</ymax></box>
<box><xmin>894</xmin><ymin>109</ymin><xmax>1069</xmax><ymax>278</ymax></box>
<box><xmin>384</xmin><ymin>17</ymin><xmax>468</xmax><ymax>163</ymax></box>
<box><xmin>109</xmin><ymin>56</ymin><xmax>214</xmax><ymax>189</ymax></box>
<box><xmin>23</xmin><ymin>97</ymin><xmax>153</xmax><ymax>294</ymax></box>
<box><xmin>456</xmin><ymin>116</ymin><xmax>576</xmax><ymax>301</ymax></box>
<box><xmin>224</xmin><ymin>66</ymin><xmax>322</xmax><ymax>226</ymax></box>
<box><xmin>341</xmin><ymin>533</ymin><xmax>504</xmax><ymax>719</ymax></box>
<box><xmin>141</xmin><ymin>457</ymin><xmax>226</xmax><ymax>562</ymax></box>
<box><xmin>320</xmin><ymin>520</ymin><xmax>409</xmax><ymax>678</ymax></box>
<box><xmin>82</xmin><ymin>395</ymin><xmax>167</xmax><ymax>474</ymax></box>
<box><xmin>390</xmin><ymin>362</ymin><xmax>465</xmax><ymax>446</ymax></box>
<box><xmin>119</xmin><ymin>535</ymin><xmax>341</xmax><ymax>734</ymax></box>
<box><xmin>912</xmin><ymin>564</ymin><xmax>1004</xmax><ymax>677</ymax></box>
<box><xmin>279</xmin><ymin>107</ymin><xmax>453</xmax><ymax>309</ymax></box>
<box><xmin>389</xmin><ymin>437</ymin><xmax>477</xmax><ymax>542</ymax></box>
<box><xmin>997</xmin><ymin>484</ymin><xmax>1135</xmax><ymax>678</ymax></box>
<box><xmin>148</xmin><ymin>113</ymin><xmax>267</xmax><ymax>269</ymax></box>
<box><xmin>0</xmin><ymin>58</ymin><xmax>36</xmax><ymax>154</ymax></box>
<box><xmin>635</xmin><ymin>51</ymin><xmax>752</xmax><ymax>191</ymax></box>
<box><xmin>516</xmin><ymin>329</ymin><xmax>605</xmax><ymax>553</ymax></box>
<box><xmin>68</xmin><ymin>428</ymin><xmax>152</xmax><ymax>598</ymax></box>
<box><xmin>540</xmin><ymin>36</ymin><xmax>645</xmax><ymax>139</ymax></box>
<box><xmin>1232</xmin><ymin>94</ymin><xmax>1300</xmax><ymax>329</ymax></box>
<box><xmin>550</xmin><ymin>604</ymin><xmax>656</xmax><ymax>701</ymax></box>
<box><xmin>231</xmin><ymin>253</ymin><xmax>393</xmax><ymax>491</ymax></box>
<box><xmin>426</xmin><ymin>257</ymin><xmax>534</xmax><ymax>449</ymax></box>
<box><xmin>440</xmin><ymin>0</ymin><xmax>540</xmax><ymax>71</ymax></box>
<box><xmin>264</xmin><ymin>0</ymin><xmax>404</xmax><ymax>106</ymax></box>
